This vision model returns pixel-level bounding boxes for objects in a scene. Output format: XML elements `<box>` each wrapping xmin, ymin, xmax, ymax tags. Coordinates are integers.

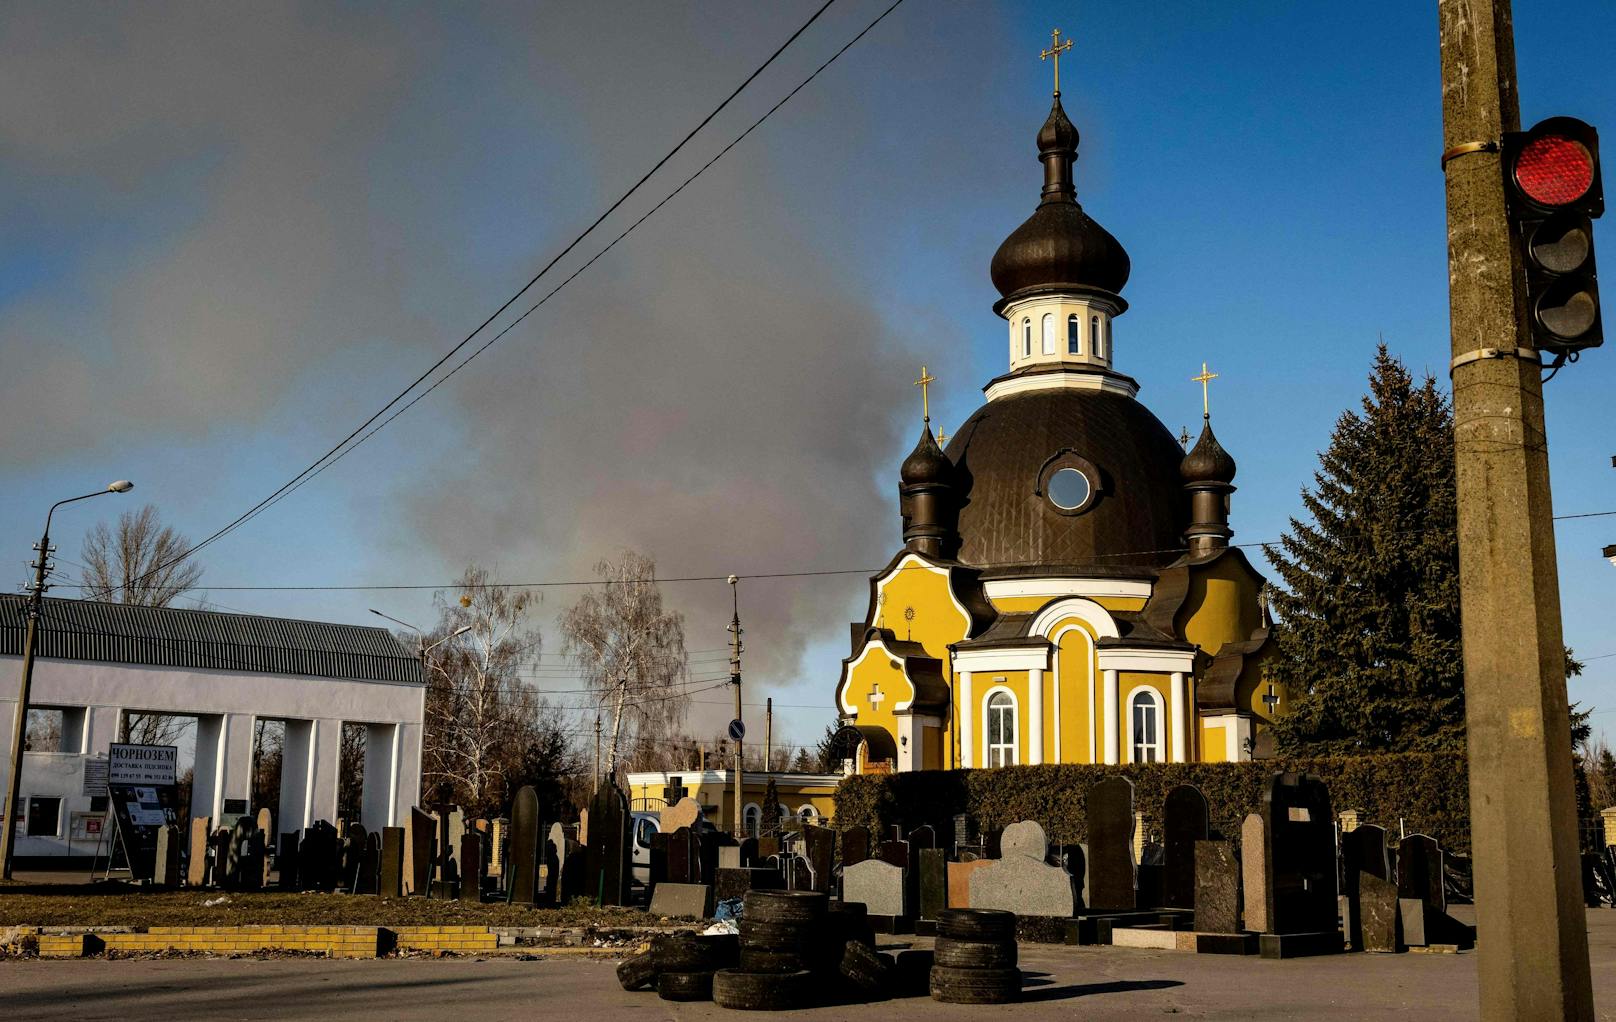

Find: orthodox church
<box><xmin>833</xmin><ymin>70</ymin><xmax>1281</xmax><ymax>773</ymax></box>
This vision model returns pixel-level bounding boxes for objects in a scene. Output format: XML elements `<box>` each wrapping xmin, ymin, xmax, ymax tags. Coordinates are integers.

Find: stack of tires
<box><xmin>712</xmin><ymin>890</ymin><xmax>826</xmax><ymax>1010</ymax></box>
<box><xmin>930</xmin><ymin>909</ymin><xmax>1021</xmax><ymax>1004</ymax></box>
<box><xmin>615</xmin><ymin>930</ymin><xmax>738</xmax><ymax>1002</ymax></box>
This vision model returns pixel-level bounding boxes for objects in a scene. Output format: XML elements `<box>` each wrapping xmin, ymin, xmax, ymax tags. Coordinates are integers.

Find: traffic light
<box><xmin>1503</xmin><ymin>117</ymin><xmax>1604</xmax><ymax>354</ymax></box>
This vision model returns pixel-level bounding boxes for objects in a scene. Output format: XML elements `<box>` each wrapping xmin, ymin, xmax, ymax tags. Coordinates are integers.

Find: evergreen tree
<box><xmin>1265</xmin><ymin>346</ymin><xmax>1463</xmax><ymax>754</ymax></box>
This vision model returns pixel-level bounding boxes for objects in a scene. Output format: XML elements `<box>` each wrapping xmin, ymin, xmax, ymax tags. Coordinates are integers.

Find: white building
<box><xmin>1</xmin><ymin>596</ymin><xmax>424</xmax><ymax>860</ymax></box>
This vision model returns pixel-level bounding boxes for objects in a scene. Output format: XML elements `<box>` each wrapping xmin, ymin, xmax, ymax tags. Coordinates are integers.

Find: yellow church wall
<box><xmin>1200</xmin><ymin>722</ymin><xmax>1228</xmax><ymax>763</ymax></box>
<box><xmin>873</xmin><ymin>557</ymin><xmax>972</xmax><ymax>661</ymax></box>
<box><xmin>840</xmin><ymin>649</ymin><xmax>913</xmax><ymax>754</ymax></box>
<box><xmin>1050</xmin><ymin>619</ymin><xmax>1097</xmax><ymax>765</ymax></box>
<box><xmin>1176</xmin><ymin>556</ymin><xmax>1263</xmax><ymax>657</ymax></box>
<box><xmin>1236</xmin><ymin>653</ymin><xmax>1283</xmax><ymax>722</ymax></box>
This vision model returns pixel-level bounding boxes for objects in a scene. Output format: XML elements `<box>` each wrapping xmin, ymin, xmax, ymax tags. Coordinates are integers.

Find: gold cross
<box><xmin>935</xmin><ymin>426</ymin><xmax>949</xmax><ymax>447</ymax></box>
<box><xmin>1192</xmin><ymin>361</ymin><xmax>1219</xmax><ymax>418</ymax></box>
<box><xmin>1041</xmin><ymin>27</ymin><xmax>1074</xmax><ymax>96</ymax></box>
<box><xmin>914</xmin><ymin>365</ymin><xmax>936</xmax><ymax>423</ymax></box>
<box><xmin>1177</xmin><ymin>426</ymin><xmax>1191</xmax><ymax>448</ymax></box>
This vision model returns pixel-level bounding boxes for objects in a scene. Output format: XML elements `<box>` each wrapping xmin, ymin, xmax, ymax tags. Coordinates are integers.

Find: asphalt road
<box><xmin>4</xmin><ymin>910</ymin><xmax>1613</xmax><ymax>1020</ymax></box>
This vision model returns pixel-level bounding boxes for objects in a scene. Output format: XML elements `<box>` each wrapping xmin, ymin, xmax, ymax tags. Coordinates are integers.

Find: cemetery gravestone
<box><xmin>544</xmin><ymin>822</ymin><xmax>567</xmax><ymax>903</ymax></box>
<box><xmin>584</xmin><ymin>781</ymin><xmax>632</xmax><ymax>906</ymax></box>
<box><xmin>407</xmin><ymin>808</ymin><xmax>436</xmax><ymax>896</ymax></box>
<box><xmin>210</xmin><ymin>829</ymin><xmax>230</xmax><ymax>889</ymax></box>
<box><xmin>969</xmin><ymin>820</ymin><xmax>1075</xmax><ymax>918</ymax></box>
<box><xmin>1241</xmin><ymin>814</ymin><xmax>1268</xmax><ymax>932</ymax></box>
<box><xmin>343</xmin><ymin>824</ymin><xmax>368</xmax><ymax>892</ymax></box>
<box><xmin>186</xmin><ymin>817</ymin><xmax>211</xmax><ymax>887</ymax></box>
<box><xmin>298</xmin><ymin>821</ymin><xmax>339</xmax><ymax>892</ymax></box>
<box><xmin>460</xmin><ymin>829</ymin><xmax>486</xmax><ymax>903</ymax></box>
<box><xmin>1341</xmin><ymin>825</ymin><xmax>1390</xmax><ymax>951</ymax></box>
<box><xmin>908</xmin><ymin>825</ymin><xmax>936</xmax><ymax>850</ymax></box>
<box><xmin>1056</xmin><ymin>843</ymin><xmax>1089</xmax><ymax>910</ymax></box>
<box><xmin>843</xmin><ymin>857</ymin><xmax>908</xmax><ymax>918</ymax></box>
<box><xmin>876</xmin><ymin>839</ymin><xmax>910</xmax><ymax>869</ymax></box>
<box><xmin>804</xmin><ymin>825</ymin><xmax>835</xmax><ymax>894</ymax></box>
<box><xmin>1260</xmin><ymin>772</ymin><xmax>1341</xmax><ymax>955</ymax></box>
<box><xmin>668</xmin><ymin>826</ymin><xmax>699</xmax><ymax>886</ymax></box>
<box><xmin>256</xmin><ymin>809</ymin><xmax>274</xmax><ymax>886</ymax></box>
<box><xmin>841</xmin><ymin>826</ymin><xmax>870</xmax><ymax>869</ymax></box>
<box><xmin>277</xmin><ymin>833</ymin><xmax>300</xmax><ymax>891</ymax></box>
<box><xmin>380</xmin><ymin>826</ymin><xmax>406</xmax><ymax>898</ymax></box>
<box><xmin>154</xmin><ymin>824</ymin><xmax>182</xmax><ymax>887</ymax></box>
<box><xmin>662</xmin><ymin>797</ymin><xmax>703</xmax><ymax>832</ymax></box>
<box><xmin>917</xmin><ymin>846</ymin><xmax>947</xmax><ymax>920</ymax></box>
<box><xmin>1162</xmin><ymin>784</ymin><xmax>1211</xmax><ymax>910</ymax></box>
<box><xmin>507</xmin><ymin>787</ymin><xmax>541</xmax><ymax>905</ymax></box>
<box><xmin>946</xmin><ymin>858</ymin><xmax>992</xmax><ymax>909</ymax></box>
<box><xmin>1087</xmin><ymin>776</ymin><xmax>1137</xmax><ymax>911</ymax></box>
<box><xmin>489</xmin><ymin>818</ymin><xmax>506</xmax><ymax>879</ymax></box>
<box><xmin>1193</xmin><ymin>839</ymin><xmax>1241</xmax><ymax>934</ymax></box>
<box><xmin>356</xmin><ymin>832</ymin><xmax>381</xmax><ymax>895</ymax></box>
<box><xmin>1359</xmin><ymin>871</ymin><xmax>1402</xmax><ymax>952</ymax></box>
<box><xmin>1396</xmin><ymin>834</ymin><xmax>1444</xmax><ymax>912</ymax></box>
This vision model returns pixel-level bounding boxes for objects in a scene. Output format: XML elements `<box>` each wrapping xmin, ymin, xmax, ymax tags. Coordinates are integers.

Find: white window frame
<box><xmin>797</xmin><ymin>805</ymin><xmax>818</xmax><ymax>823</ymax></box>
<box><xmin>1090</xmin><ymin>315</ymin><xmax>1104</xmax><ymax>359</ymax></box>
<box><xmin>982</xmin><ymin>685</ymin><xmax>1018</xmax><ymax>768</ymax></box>
<box><xmin>1022</xmin><ymin>318</ymin><xmax>1032</xmax><ymax>358</ymax></box>
<box><xmin>1067</xmin><ymin>314</ymin><xmax>1081</xmax><ymax>355</ymax></box>
<box><xmin>1128</xmin><ymin>687</ymin><xmax>1165</xmax><ymax>763</ymax></box>
<box><xmin>742</xmin><ymin>802</ymin><xmax>762</xmax><ymax>837</ymax></box>
<box><xmin>1041</xmin><ymin>313</ymin><xmax>1055</xmax><ymax>355</ymax></box>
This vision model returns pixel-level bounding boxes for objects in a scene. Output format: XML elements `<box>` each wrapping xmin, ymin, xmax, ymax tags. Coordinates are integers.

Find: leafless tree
<box><xmin>251</xmin><ymin>719</ymin><xmax>284</xmax><ymax>818</ymax></box>
<box><xmin>120</xmin><ymin>711</ymin><xmax>192</xmax><ymax>748</ymax></box>
<box><xmin>337</xmin><ymin>723</ymin><xmax>366</xmax><ymax>822</ymax></box>
<box><xmin>80</xmin><ymin>503</ymin><xmax>203</xmax><ymax>606</ymax></box>
<box><xmin>418</xmin><ymin>565</ymin><xmax>545</xmax><ymax>816</ymax></box>
<box><xmin>560</xmin><ymin>550</ymin><xmax>689</xmax><ymax>779</ymax></box>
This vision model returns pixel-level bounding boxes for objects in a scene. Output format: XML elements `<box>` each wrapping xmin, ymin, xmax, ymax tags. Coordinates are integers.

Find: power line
<box><xmin>76</xmin><ymin>0</ymin><xmax>904</xmax><ymax>603</ymax></box>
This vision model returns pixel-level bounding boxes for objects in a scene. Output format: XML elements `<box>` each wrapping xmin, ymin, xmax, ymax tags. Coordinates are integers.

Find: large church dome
<box><xmin>944</xmin><ymin>386</ymin><xmax>1188</xmax><ymax>571</ymax></box>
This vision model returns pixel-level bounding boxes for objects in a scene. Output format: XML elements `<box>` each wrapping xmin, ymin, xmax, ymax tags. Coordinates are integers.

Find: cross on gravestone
<box><xmin>1087</xmin><ymin>776</ymin><xmax>1138</xmax><ymax>911</ymax></box>
<box><xmin>1262</xmin><ymin>772</ymin><xmax>1337</xmax><ymax>935</ymax></box>
<box><xmin>1161</xmin><ymin>784</ymin><xmax>1211</xmax><ymax>910</ymax></box>
<box><xmin>507</xmin><ymin>787</ymin><xmax>541</xmax><ymax>905</ymax></box>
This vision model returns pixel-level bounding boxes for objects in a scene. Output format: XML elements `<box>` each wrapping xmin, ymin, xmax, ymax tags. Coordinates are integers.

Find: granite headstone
<box><xmin>1194</xmin><ymin>839</ymin><xmax>1241</xmax><ymax>934</ymax></box>
<box><xmin>1088</xmin><ymin>776</ymin><xmax>1137</xmax><ymax>911</ymax></box>
<box><xmin>1162</xmin><ymin>784</ymin><xmax>1211</xmax><ymax>910</ymax></box>
<box><xmin>968</xmin><ymin>820</ymin><xmax>1075</xmax><ymax>918</ymax></box>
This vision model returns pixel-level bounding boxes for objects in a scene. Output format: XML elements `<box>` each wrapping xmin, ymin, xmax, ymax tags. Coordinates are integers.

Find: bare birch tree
<box><xmin>560</xmin><ymin>550</ymin><xmax>689</xmax><ymax>778</ymax></box>
<box><xmin>81</xmin><ymin>503</ymin><xmax>203</xmax><ymax>606</ymax></box>
<box><xmin>418</xmin><ymin>565</ymin><xmax>544</xmax><ymax>816</ymax></box>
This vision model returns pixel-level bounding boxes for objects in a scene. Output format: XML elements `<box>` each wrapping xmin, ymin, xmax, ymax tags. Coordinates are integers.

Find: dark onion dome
<box><xmin>942</xmin><ymin>388</ymin><xmax>1188</xmax><ymax>570</ymax></box>
<box><xmin>900</xmin><ymin>423</ymin><xmax>952</xmax><ymax>487</ymax></box>
<box><xmin>989</xmin><ymin>95</ymin><xmax>1130</xmax><ymax>302</ymax></box>
<box><xmin>1180</xmin><ymin>417</ymin><xmax>1238</xmax><ymax>484</ymax></box>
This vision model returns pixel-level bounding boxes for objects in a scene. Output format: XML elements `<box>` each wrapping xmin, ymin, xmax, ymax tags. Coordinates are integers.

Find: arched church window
<box><xmin>743</xmin><ymin>803</ymin><xmax>762</xmax><ymax>837</ymax></box>
<box><xmin>1130</xmin><ymin>689</ymin><xmax>1163</xmax><ymax>763</ymax></box>
<box><xmin>987</xmin><ymin>690</ymin><xmax>1016</xmax><ymax>767</ymax></box>
<box><xmin>1022</xmin><ymin>319</ymin><xmax>1032</xmax><ymax>358</ymax></box>
<box><xmin>1041</xmin><ymin>313</ymin><xmax>1056</xmax><ymax>355</ymax></box>
<box><xmin>1091</xmin><ymin>315</ymin><xmax>1103</xmax><ymax>359</ymax></box>
<box><xmin>1067</xmin><ymin>315</ymin><xmax>1080</xmax><ymax>355</ymax></box>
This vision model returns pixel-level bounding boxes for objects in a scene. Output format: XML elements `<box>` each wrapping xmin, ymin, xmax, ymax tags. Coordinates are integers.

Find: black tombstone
<box><xmin>841</xmin><ymin>826</ymin><xmax>870</xmax><ymax>869</ymax></box>
<box><xmin>1087</xmin><ymin>776</ymin><xmax>1137</xmax><ymax>911</ymax></box>
<box><xmin>1341</xmin><ymin>824</ymin><xmax>1391</xmax><ymax>951</ymax></box>
<box><xmin>804</xmin><ymin>825</ymin><xmax>836</xmax><ymax>894</ymax></box>
<box><xmin>460</xmin><ymin>829</ymin><xmax>486</xmax><ymax>903</ymax></box>
<box><xmin>507</xmin><ymin>787</ymin><xmax>541</xmax><ymax>905</ymax></box>
<box><xmin>379</xmin><ymin>826</ymin><xmax>405</xmax><ymax>898</ymax></box>
<box><xmin>1161</xmin><ymin>784</ymin><xmax>1211</xmax><ymax>910</ymax></box>
<box><xmin>355</xmin><ymin>831</ymin><xmax>381</xmax><ymax>895</ymax></box>
<box><xmin>1261</xmin><ymin>772</ymin><xmax>1337</xmax><ymax>935</ymax></box>
<box><xmin>583</xmin><ymin>780</ymin><xmax>631</xmax><ymax>906</ymax></box>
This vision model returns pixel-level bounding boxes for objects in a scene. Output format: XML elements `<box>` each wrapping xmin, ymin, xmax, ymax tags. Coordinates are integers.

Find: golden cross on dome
<box><xmin>1192</xmin><ymin>361</ymin><xmax>1219</xmax><ymax>418</ymax></box>
<box><xmin>1040</xmin><ymin>27</ymin><xmax>1074</xmax><ymax>96</ymax></box>
<box><xmin>914</xmin><ymin>365</ymin><xmax>936</xmax><ymax>423</ymax></box>
<box><xmin>936</xmin><ymin>426</ymin><xmax>949</xmax><ymax>447</ymax></box>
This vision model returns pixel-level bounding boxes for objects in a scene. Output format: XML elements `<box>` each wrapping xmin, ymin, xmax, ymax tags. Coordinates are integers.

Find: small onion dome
<box><xmin>901</xmin><ymin>423</ymin><xmax>952</xmax><ymax>487</ymax></box>
<box><xmin>989</xmin><ymin>95</ymin><xmax>1130</xmax><ymax>301</ymax></box>
<box><xmin>1180</xmin><ymin>418</ymin><xmax>1237</xmax><ymax>484</ymax></box>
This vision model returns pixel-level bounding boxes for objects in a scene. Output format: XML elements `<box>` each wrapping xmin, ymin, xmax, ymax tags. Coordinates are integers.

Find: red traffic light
<box><xmin>1515</xmin><ymin>134</ymin><xmax>1595</xmax><ymax>206</ymax></box>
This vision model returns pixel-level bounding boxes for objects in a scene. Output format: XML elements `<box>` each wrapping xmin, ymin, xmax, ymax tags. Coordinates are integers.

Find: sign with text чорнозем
<box><xmin>108</xmin><ymin>743</ymin><xmax>178</xmax><ymax>787</ymax></box>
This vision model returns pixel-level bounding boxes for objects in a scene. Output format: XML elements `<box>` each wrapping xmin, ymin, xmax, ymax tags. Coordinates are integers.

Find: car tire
<box><xmin>615</xmin><ymin>951</ymin><xmax>657</xmax><ymax>991</ymax></box>
<box><xmin>929</xmin><ymin>965</ymin><xmax>1021</xmax><ymax>1004</ymax></box>
<box><xmin>937</xmin><ymin>908</ymin><xmax>1017</xmax><ymax>943</ymax></box>
<box><xmin>711</xmin><ymin>968</ymin><xmax>814</xmax><ymax>1011</ymax></box>
<box><xmin>744</xmin><ymin>890</ymin><xmax>828</xmax><ymax>923</ymax></box>
<box><xmin>934</xmin><ymin>935</ymin><xmax>1017</xmax><ymax>970</ymax></box>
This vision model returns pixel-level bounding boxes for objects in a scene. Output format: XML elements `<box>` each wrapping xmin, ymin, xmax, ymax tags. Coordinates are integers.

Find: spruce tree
<box><xmin>1265</xmin><ymin>345</ymin><xmax>1463</xmax><ymax>754</ymax></box>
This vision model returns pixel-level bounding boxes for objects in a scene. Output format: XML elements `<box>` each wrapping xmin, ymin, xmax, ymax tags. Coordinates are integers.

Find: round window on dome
<box><xmin>1047</xmin><ymin>467</ymin><xmax>1092</xmax><ymax>511</ymax></box>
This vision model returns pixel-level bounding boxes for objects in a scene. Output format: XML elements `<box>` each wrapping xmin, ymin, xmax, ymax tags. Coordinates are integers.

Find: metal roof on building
<box><xmin>0</xmin><ymin>595</ymin><xmax>422</xmax><ymax>684</ymax></box>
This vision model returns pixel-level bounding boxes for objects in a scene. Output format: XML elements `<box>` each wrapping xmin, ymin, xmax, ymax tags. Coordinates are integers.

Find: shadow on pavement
<box><xmin>1019</xmin><ymin>978</ymin><xmax>1184</xmax><ymax>1002</ymax></box>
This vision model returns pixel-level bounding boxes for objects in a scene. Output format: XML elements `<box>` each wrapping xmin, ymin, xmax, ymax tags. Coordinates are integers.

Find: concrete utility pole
<box><xmin>765</xmin><ymin>697</ymin><xmax>773</xmax><ymax>771</ymax></box>
<box><xmin>1437</xmin><ymin>2</ymin><xmax>1594</xmax><ymax>1017</ymax></box>
<box><xmin>727</xmin><ymin>575</ymin><xmax>744</xmax><ymax>836</ymax></box>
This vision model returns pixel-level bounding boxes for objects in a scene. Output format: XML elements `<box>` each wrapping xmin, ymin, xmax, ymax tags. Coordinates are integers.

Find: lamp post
<box><xmin>367</xmin><ymin>608</ymin><xmax>470</xmax><ymax>668</ymax></box>
<box><xmin>2</xmin><ymin>480</ymin><xmax>134</xmax><ymax>879</ymax></box>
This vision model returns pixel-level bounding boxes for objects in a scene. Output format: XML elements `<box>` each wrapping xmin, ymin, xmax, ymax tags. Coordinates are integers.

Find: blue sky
<box><xmin>1</xmin><ymin>1</ymin><xmax>1612</xmax><ymax>755</ymax></box>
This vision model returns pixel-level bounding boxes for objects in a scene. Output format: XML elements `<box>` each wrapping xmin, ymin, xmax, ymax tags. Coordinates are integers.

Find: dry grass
<box><xmin>0</xmin><ymin>884</ymin><xmax>662</xmax><ymax>930</ymax></box>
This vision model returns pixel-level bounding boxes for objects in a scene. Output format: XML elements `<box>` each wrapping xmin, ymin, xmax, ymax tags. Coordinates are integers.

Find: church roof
<box><xmin>900</xmin><ymin>422</ymin><xmax>953</xmax><ymax>488</ymax></box>
<box><xmin>989</xmin><ymin>95</ymin><xmax>1130</xmax><ymax>303</ymax></box>
<box><xmin>0</xmin><ymin>595</ymin><xmax>423</xmax><ymax>684</ymax></box>
<box><xmin>944</xmin><ymin>387</ymin><xmax>1189</xmax><ymax>571</ymax></box>
<box><xmin>1181</xmin><ymin>417</ymin><xmax>1238</xmax><ymax>484</ymax></box>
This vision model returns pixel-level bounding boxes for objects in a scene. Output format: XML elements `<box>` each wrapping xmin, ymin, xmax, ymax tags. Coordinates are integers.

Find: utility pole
<box><xmin>593</xmin><ymin>715</ymin><xmax>601</xmax><ymax>795</ymax></box>
<box><xmin>727</xmin><ymin>575</ymin><xmax>743</xmax><ymax>836</ymax></box>
<box><xmin>2</xmin><ymin>481</ymin><xmax>132</xmax><ymax>880</ymax></box>
<box><xmin>1438</xmin><ymin>2</ymin><xmax>1594</xmax><ymax>1018</ymax></box>
<box><xmin>765</xmin><ymin>698</ymin><xmax>773</xmax><ymax>772</ymax></box>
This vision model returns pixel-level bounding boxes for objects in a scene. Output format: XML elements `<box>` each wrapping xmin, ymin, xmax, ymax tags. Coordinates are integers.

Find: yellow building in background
<box><xmin>831</xmin><ymin>85</ymin><xmax>1280</xmax><ymax>773</ymax></box>
<box><xmin>625</xmin><ymin>770</ymin><xmax>842</xmax><ymax>831</ymax></box>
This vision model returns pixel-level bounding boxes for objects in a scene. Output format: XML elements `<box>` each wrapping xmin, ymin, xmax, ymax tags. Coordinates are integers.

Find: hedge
<box><xmin>832</xmin><ymin>752</ymin><xmax>1472</xmax><ymax>854</ymax></box>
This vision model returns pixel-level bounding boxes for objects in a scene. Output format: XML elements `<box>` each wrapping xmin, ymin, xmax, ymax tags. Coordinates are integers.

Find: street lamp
<box><xmin>2</xmin><ymin>480</ymin><xmax>134</xmax><ymax>879</ymax></box>
<box><xmin>367</xmin><ymin>608</ymin><xmax>470</xmax><ymax>664</ymax></box>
